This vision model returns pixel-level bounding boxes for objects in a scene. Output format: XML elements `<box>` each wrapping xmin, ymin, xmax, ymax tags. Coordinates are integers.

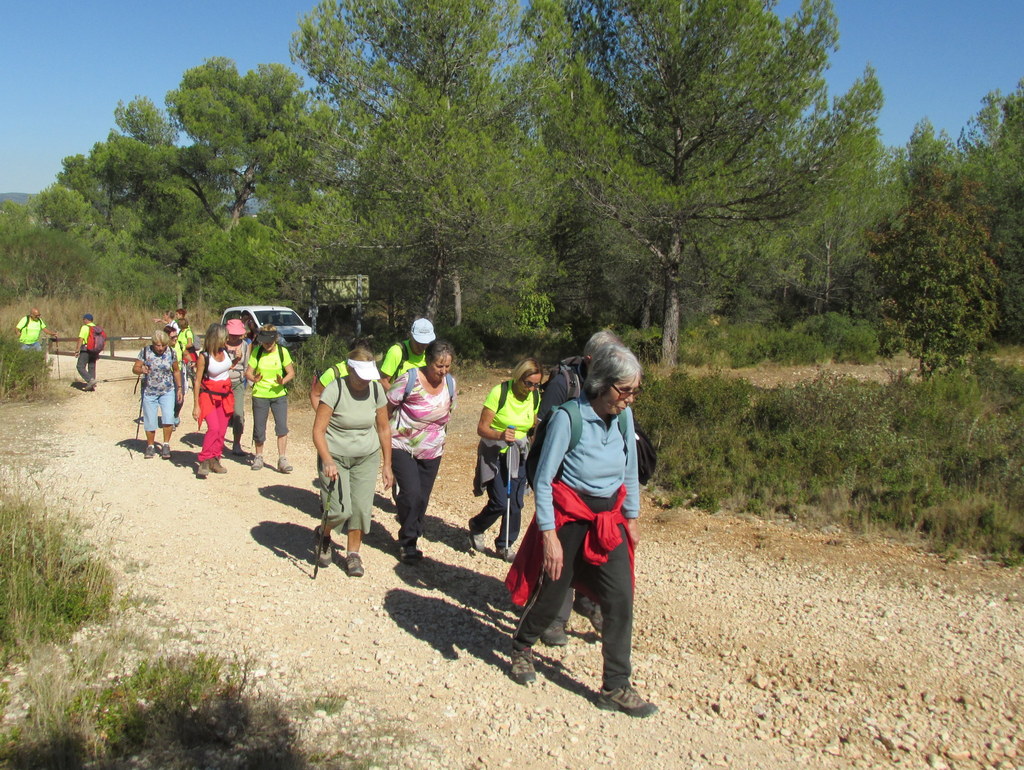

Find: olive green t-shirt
<box><xmin>321</xmin><ymin>378</ymin><xmax>386</xmax><ymax>458</ymax></box>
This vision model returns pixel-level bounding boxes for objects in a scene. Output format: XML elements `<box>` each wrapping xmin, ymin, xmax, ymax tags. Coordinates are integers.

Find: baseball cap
<box><xmin>225</xmin><ymin>319</ymin><xmax>246</xmax><ymax>335</ymax></box>
<box><xmin>346</xmin><ymin>358</ymin><xmax>381</xmax><ymax>381</ymax></box>
<box><xmin>83</xmin><ymin>313</ymin><xmax>94</xmax><ymax>321</ymax></box>
<box><xmin>410</xmin><ymin>318</ymin><xmax>435</xmax><ymax>344</ymax></box>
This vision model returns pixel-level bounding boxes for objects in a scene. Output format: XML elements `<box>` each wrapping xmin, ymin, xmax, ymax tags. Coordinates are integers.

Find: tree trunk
<box><xmin>423</xmin><ymin>245</ymin><xmax>447</xmax><ymax>321</ymax></box>
<box><xmin>452</xmin><ymin>270</ymin><xmax>463</xmax><ymax>326</ymax></box>
<box><xmin>660</xmin><ymin>232</ymin><xmax>683</xmax><ymax>365</ymax></box>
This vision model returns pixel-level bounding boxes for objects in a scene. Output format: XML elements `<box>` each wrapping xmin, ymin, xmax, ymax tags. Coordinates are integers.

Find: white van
<box><xmin>221</xmin><ymin>306</ymin><xmax>314</xmax><ymax>348</ymax></box>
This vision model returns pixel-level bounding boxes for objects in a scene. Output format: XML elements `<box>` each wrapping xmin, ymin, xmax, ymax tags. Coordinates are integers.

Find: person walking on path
<box><xmin>132</xmin><ymin>329</ymin><xmax>183</xmax><ymax>459</ymax></box>
<box><xmin>224</xmin><ymin>319</ymin><xmax>251</xmax><ymax>456</ymax></box>
<box><xmin>534</xmin><ymin>330</ymin><xmax>623</xmax><ymax>645</ymax></box>
<box><xmin>505</xmin><ymin>344</ymin><xmax>657</xmax><ymax>718</ymax></box>
<box><xmin>311</xmin><ymin>343</ymin><xmax>393</xmax><ymax>577</ymax></box>
<box><xmin>76</xmin><ymin>313</ymin><xmax>100</xmax><ymax>390</ymax></box>
<box><xmin>15</xmin><ymin>308</ymin><xmax>58</xmax><ymax>352</ymax></box>
<box><xmin>245</xmin><ymin>324</ymin><xmax>295</xmax><ymax>473</ymax></box>
<box><xmin>386</xmin><ymin>339</ymin><xmax>456</xmax><ymax>564</ymax></box>
<box><xmin>468</xmin><ymin>358</ymin><xmax>542</xmax><ymax>562</ymax></box>
<box><xmin>193</xmin><ymin>323</ymin><xmax>236</xmax><ymax>479</ymax></box>
<box><xmin>379</xmin><ymin>318</ymin><xmax>435</xmax><ymax>390</ymax></box>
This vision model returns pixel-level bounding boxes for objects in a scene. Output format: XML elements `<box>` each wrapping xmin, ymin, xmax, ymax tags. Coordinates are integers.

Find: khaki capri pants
<box><xmin>319</xmin><ymin>450</ymin><xmax>380</xmax><ymax>533</ymax></box>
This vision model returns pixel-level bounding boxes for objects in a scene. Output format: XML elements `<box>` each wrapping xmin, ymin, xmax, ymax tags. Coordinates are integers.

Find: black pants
<box><xmin>468</xmin><ymin>460</ymin><xmax>527</xmax><ymax>549</ymax></box>
<box><xmin>514</xmin><ymin>518</ymin><xmax>634</xmax><ymax>691</ymax></box>
<box><xmin>391</xmin><ymin>449</ymin><xmax>442</xmax><ymax>549</ymax></box>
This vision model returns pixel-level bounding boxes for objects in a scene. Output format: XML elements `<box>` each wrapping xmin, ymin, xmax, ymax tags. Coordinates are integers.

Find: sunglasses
<box><xmin>610</xmin><ymin>383</ymin><xmax>643</xmax><ymax>400</ymax></box>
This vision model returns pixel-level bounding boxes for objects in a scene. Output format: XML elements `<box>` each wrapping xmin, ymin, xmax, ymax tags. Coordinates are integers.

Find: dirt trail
<box><xmin>3</xmin><ymin>358</ymin><xmax>1024</xmax><ymax>769</ymax></box>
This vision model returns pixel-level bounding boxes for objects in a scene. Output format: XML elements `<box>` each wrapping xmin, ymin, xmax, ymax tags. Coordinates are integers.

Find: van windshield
<box><xmin>255</xmin><ymin>310</ymin><xmax>305</xmax><ymax>327</ymax></box>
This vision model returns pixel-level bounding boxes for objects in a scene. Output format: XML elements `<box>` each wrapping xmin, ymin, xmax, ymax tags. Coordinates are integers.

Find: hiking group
<box><xmin>99</xmin><ymin>315</ymin><xmax>659</xmax><ymax>718</ymax></box>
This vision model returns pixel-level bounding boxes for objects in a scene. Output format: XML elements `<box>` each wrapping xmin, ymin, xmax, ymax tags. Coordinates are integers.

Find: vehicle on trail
<box><xmin>221</xmin><ymin>306</ymin><xmax>314</xmax><ymax>349</ymax></box>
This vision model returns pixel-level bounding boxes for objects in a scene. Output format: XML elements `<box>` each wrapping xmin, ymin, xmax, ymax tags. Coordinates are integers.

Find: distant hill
<box><xmin>1</xmin><ymin>193</ymin><xmax>32</xmax><ymax>205</ymax></box>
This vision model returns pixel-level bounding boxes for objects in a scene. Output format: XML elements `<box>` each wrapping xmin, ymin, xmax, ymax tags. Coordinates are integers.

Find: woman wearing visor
<box><xmin>311</xmin><ymin>343</ymin><xmax>393</xmax><ymax>577</ymax></box>
<box><xmin>245</xmin><ymin>324</ymin><xmax>295</xmax><ymax>473</ymax></box>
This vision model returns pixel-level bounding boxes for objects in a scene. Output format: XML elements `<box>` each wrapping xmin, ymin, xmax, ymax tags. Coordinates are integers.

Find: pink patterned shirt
<box><xmin>387</xmin><ymin>370</ymin><xmax>455</xmax><ymax>460</ymax></box>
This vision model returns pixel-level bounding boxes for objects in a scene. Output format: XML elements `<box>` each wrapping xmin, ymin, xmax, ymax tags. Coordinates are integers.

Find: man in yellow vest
<box><xmin>15</xmin><ymin>307</ymin><xmax>57</xmax><ymax>351</ymax></box>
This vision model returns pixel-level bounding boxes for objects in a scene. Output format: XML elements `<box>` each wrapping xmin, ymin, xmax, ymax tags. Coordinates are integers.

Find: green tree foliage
<box><xmin>167</xmin><ymin>58</ymin><xmax>311</xmax><ymax>230</ymax></box>
<box><xmin>869</xmin><ymin>170</ymin><xmax>999</xmax><ymax>376</ymax></box>
<box><xmin>535</xmin><ymin>0</ymin><xmax>883</xmax><ymax>363</ymax></box>
<box><xmin>962</xmin><ymin>80</ymin><xmax>1024</xmax><ymax>342</ymax></box>
<box><xmin>292</xmin><ymin>0</ymin><xmax>552</xmax><ymax>326</ymax></box>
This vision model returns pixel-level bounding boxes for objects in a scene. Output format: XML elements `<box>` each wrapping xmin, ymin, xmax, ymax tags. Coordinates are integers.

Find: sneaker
<box><xmin>251</xmin><ymin>455</ymin><xmax>264</xmax><ymax>471</ymax></box>
<box><xmin>574</xmin><ymin>595</ymin><xmax>604</xmax><ymax>634</ymax></box>
<box><xmin>346</xmin><ymin>552</ymin><xmax>365</xmax><ymax>577</ymax></box>
<box><xmin>312</xmin><ymin>526</ymin><xmax>333</xmax><ymax>568</ymax></box>
<box><xmin>540</xmin><ymin>622</ymin><xmax>569</xmax><ymax>647</ymax></box>
<box><xmin>499</xmin><ymin>547</ymin><xmax>516</xmax><ymax>563</ymax></box>
<box><xmin>209</xmin><ymin>457</ymin><xmax>227</xmax><ymax>474</ymax></box>
<box><xmin>144</xmin><ymin>444</ymin><xmax>155</xmax><ymax>459</ymax></box>
<box><xmin>467</xmin><ymin>530</ymin><xmax>486</xmax><ymax>553</ymax></box>
<box><xmin>278</xmin><ymin>457</ymin><xmax>293</xmax><ymax>474</ymax></box>
<box><xmin>595</xmin><ymin>684</ymin><xmax>658</xmax><ymax>718</ymax></box>
<box><xmin>196</xmin><ymin>459</ymin><xmax>210</xmax><ymax>479</ymax></box>
<box><xmin>160</xmin><ymin>443</ymin><xmax>171</xmax><ymax>460</ymax></box>
<box><xmin>509</xmin><ymin>648</ymin><xmax>537</xmax><ymax>685</ymax></box>
<box><xmin>231</xmin><ymin>441</ymin><xmax>245</xmax><ymax>456</ymax></box>
<box><xmin>86</xmin><ymin>378</ymin><xmax>97</xmax><ymax>391</ymax></box>
<box><xmin>400</xmin><ymin>546</ymin><xmax>423</xmax><ymax>564</ymax></box>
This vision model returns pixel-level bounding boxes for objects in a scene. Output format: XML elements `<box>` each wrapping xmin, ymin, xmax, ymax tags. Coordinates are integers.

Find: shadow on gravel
<box><xmin>259</xmin><ymin>484</ymin><xmax>320</xmax><ymax>516</ymax></box>
<box><xmin>251</xmin><ymin>520</ymin><xmax>318</xmax><ymax>577</ymax></box>
<box><xmin>382</xmin><ymin>589</ymin><xmax>591</xmax><ymax>699</ymax></box>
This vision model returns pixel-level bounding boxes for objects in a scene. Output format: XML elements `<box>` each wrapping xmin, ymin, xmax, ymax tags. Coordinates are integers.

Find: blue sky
<box><xmin>2</xmin><ymin>0</ymin><xmax>1022</xmax><ymax>194</ymax></box>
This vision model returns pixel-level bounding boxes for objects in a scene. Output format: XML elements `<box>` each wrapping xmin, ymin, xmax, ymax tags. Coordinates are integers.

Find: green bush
<box><xmin>797</xmin><ymin>313</ymin><xmax>879</xmax><ymax>364</ymax></box>
<box><xmin>439</xmin><ymin>323</ymin><xmax>485</xmax><ymax>362</ymax></box>
<box><xmin>0</xmin><ymin>492</ymin><xmax>114</xmax><ymax>667</ymax></box>
<box><xmin>617</xmin><ymin>325</ymin><xmax>662</xmax><ymax>363</ymax></box>
<box><xmin>636</xmin><ymin>365</ymin><xmax>1024</xmax><ymax>559</ymax></box>
<box><xmin>0</xmin><ymin>337</ymin><xmax>51</xmax><ymax>401</ymax></box>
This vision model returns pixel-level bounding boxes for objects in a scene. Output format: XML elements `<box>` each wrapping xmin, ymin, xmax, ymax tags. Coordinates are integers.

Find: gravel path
<box><xmin>4</xmin><ymin>358</ymin><xmax>1023</xmax><ymax>769</ymax></box>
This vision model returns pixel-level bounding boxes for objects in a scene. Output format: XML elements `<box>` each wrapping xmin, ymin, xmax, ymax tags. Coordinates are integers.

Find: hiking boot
<box><xmin>160</xmin><ymin>443</ymin><xmax>171</xmax><ymax>460</ymax></box>
<box><xmin>144</xmin><ymin>444</ymin><xmax>156</xmax><ymax>459</ymax></box>
<box><xmin>467</xmin><ymin>529</ymin><xmax>486</xmax><ymax>553</ymax></box>
<box><xmin>196</xmin><ymin>459</ymin><xmax>210</xmax><ymax>479</ymax></box>
<box><xmin>278</xmin><ymin>456</ymin><xmax>293</xmax><ymax>474</ymax></box>
<box><xmin>499</xmin><ymin>547</ymin><xmax>516</xmax><ymax>563</ymax></box>
<box><xmin>251</xmin><ymin>455</ymin><xmax>264</xmax><ymax>471</ymax></box>
<box><xmin>346</xmin><ymin>552</ymin><xmax>365</xmax><ymax>577</ymax></box>
<box><xmin>400</xmin><ymin>546</ymin><xmax>423</xmax><ymax>564</ymax></box>
<box><xmin>574</xmin><ymin>595</ymin><xmax>604</xmax><ymax>634</ymax></box>
<box><xmin>509</xmin><ymin>648</ymin><xmax>537</xmax><ymax>685</ymax></box>
<box><xmin>595</xmin><ymin>684</ymin><xmax>658</xmax><ymax>718</ymax></box>
<box><xmin>540</xmin><ymin>622</ymin><xmax>569</xmax><ymax>647</ymax></box>
<box><xmin>86</xmin><ymin>378</ymin><xmax>97</xmax><ymax>391</ymax></box>
<box><xmin>209</xmin><ymin>457</ymin><xmax>227</xmax><ymax>474</ymax></box>
<box><xmin>312</xmin><ymin>526</ymin><xmax>333</xmax><ymax>568</ymax></box>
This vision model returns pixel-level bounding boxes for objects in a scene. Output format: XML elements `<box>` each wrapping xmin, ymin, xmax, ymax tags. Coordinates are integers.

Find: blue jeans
<box><xmin>20</xmin><ymin>341</ymin><xmax>43</xmax><ymax>351</ymax></box>
<box><xmin>142</xmin><ymin>390</ymin><xmax>178</xmax><ymax>432</ymax></box>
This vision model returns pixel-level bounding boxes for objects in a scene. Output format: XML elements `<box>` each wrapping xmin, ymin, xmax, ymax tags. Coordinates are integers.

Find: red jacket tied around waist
<box><xmin>197</xmin><ymin>378</ymin><xmax>234</xmax><ymax>428</ymax></box>
<box><xmin>505</xmin><ymin>480</ymin><xmax>635</xmax><ymax>607</ymax></box>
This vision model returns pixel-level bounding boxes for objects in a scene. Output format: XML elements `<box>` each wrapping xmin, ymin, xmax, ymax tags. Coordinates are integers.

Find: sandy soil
<box><xmin>2</xmin><ymin>355</ymin><xmax>1023</xmax><ymax>769</ymax></box>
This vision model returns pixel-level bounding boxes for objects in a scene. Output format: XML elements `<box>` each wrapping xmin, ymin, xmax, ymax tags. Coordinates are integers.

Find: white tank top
<box><xmin>203</xmin><ymin>350</ymin><xmax>233</xmax><ymax>381</ymax></box>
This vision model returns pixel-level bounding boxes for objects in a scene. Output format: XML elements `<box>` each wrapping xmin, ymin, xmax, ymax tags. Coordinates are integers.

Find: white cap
<box><xmin>346</xmin><ymin>358</ymin><xmax>381</xmax><ymax>381</ymax></box>
<box><xmin>410</xmin><ymin>318</ymin><xmax>436</xmax><ymax>344</ymax></box>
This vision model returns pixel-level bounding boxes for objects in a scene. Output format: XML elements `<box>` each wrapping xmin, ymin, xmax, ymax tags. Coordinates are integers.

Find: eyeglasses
<box><xmin>610</xmin><ymin>383</ymin><xmax>643</xmax><ymax>400</ymax></box>
<box><xmin>521</xmin><ymin>378</ymin><xmax>542</xmax><ymax>390</ymax></box>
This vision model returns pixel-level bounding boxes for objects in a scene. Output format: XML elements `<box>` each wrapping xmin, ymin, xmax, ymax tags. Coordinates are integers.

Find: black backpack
<box><xmin>526</xmin><ymin>401</ymin><xmax>657</xmax><ymax>487</ymax></box>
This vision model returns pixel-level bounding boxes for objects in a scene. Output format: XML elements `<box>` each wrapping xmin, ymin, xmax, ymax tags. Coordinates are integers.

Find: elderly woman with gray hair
<box><xmin>504</xmin><ymin>344</ymin><xmax>656</xmax><ymax>718</ymax></box>
<box><xmin>132</xmin><ymin>329</ymin><xmax>183</xmax><ymax>460</ymax></box>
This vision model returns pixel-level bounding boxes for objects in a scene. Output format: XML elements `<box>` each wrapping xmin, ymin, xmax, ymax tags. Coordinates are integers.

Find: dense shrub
<box><xmin>0</xmin><ymin>337</ymin><xmax>51</xmax><ymax>401</ymax></box>
<box><xmin>636</xmin><ymin>363</ymin><xmax>1024</xmax><ymax>559</ymax></box>
<box><xmin>797</xmin><ymin>313</ymin><xmax>879</xmax><ymax>363</ymax></box>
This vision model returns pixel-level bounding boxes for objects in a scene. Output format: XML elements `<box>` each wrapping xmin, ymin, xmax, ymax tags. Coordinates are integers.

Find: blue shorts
<box><xmin>142</xmin><ymin>390</ymin><xmax>178</xmax><ymax>432</ymax></box>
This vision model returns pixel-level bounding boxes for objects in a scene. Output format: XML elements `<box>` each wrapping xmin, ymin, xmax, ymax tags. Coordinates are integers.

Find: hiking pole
<box><xmin>503</xmin><ymin>425</ymin><xmax>516</xmax><ymax>556</ymax></box>
<box><xmin>313</xmin><ymin>477</ymin><xmax>336</xmax><ymax>580</ymax></box>
<box><xmin>134</xmin><ymin>375</ymin><xmax>144</xmax><ymax>442</ymax></box>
